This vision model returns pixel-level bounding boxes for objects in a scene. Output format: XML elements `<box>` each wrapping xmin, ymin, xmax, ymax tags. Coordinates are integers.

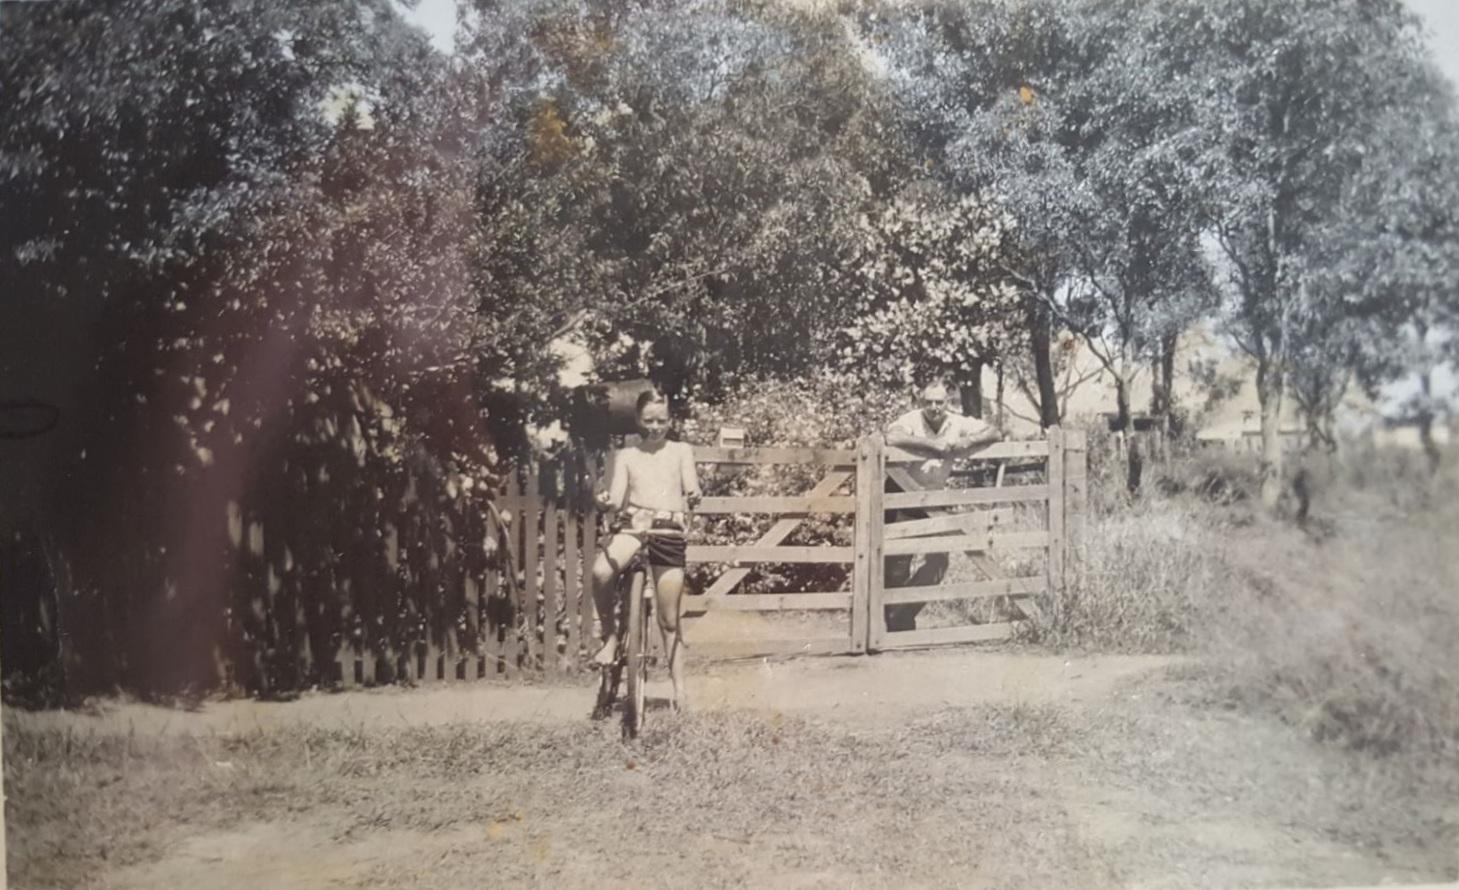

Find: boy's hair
<box><xmin>635</xmin><ymin>389</ymin><xmax>669</xmax><ymax>415</ymax></box>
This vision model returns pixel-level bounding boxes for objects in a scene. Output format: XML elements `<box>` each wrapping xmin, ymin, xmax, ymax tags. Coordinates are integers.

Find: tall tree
<box><xmin>1058</xmin><ymin>0</ymin><xmax>1219</xmax><ymax>441</ymax></box>
<box><xmin>875</xmin><ymin>0</ymin><xmax>1097</xmax><ymax>428</ymax></box>
<box><xmin>1179</xmin><ymin>0</ymin><xmax>1436</xmax><ymax>507</ymax></box>
<box><xmin>1297</xmin><ymin>57</ymin><xmax>1459</xmax><ymax>469</ymax></box>
<box><xmin>458</xmin><ymin>0</ymin><xmax>889</xmax><ymax>412</ymax></box>
<box><xmin>1</xmin><ymin>0</ymin><xmax>493</xmax><ymax>694</ymax></box>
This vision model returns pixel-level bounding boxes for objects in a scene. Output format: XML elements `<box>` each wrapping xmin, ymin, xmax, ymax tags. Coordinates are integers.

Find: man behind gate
<box><xmin>882</xmin><ymin>381</ymin><xmax>1003</xmax><ymax>632</ymax></box>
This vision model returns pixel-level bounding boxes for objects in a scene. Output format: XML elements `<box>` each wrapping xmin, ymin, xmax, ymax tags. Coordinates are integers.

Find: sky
<box><xmin>397</xmin><ymin>0</ymin><xmax>457</xmax><ymax>55</ymax></box>
<box><xmin>1405</xmin><ymin>0</ymin><xmax>1459</xmax><ymax>91</ymax></box>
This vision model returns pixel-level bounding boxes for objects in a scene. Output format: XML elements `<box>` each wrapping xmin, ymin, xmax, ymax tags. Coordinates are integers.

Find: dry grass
<box><xmin>1034</xmin><ymin>498</ymin><xmax>1235</xmax><ymax>652</ymax></box>
<box><xmin>1034</xmin><ymin>441</ymin><xmax>1459</xmax><ymax>763</ymax></box>
<box><xmin>6</xmin><ymin>693</ymin><xmax>1456</xmax><ymax>890</ymax></box>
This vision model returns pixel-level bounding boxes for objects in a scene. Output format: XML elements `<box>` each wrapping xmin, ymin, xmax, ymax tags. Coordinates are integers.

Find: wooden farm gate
<box><xmin>861</xmin><ymin>429</ymin><xmax>1087</xmax><ymax>651</ymax></box>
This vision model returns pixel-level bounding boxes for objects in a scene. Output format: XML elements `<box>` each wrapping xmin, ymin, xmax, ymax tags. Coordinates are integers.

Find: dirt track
<box><xmin>9</xmin><ymin>651</ymin><xmax>1457</xmax><ymax>890</ymax></box>
<box><xmin>20</xmin><ymin>650</ymin><xmax>1177</xmax><ymax>735</ymax></box>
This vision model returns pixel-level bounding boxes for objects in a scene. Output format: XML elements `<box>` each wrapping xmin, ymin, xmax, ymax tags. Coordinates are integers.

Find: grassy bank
<box><xmin>1039</xmin><ymin>443</ymin><xmax>1459</xmax><ymax>763</ymax></box>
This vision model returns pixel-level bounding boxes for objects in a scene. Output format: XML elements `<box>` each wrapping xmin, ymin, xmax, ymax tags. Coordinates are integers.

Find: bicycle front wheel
<box><xmin>622</xmin><ymin>568</ymin><xmax>650</xmax><ymax>739</ymax></box>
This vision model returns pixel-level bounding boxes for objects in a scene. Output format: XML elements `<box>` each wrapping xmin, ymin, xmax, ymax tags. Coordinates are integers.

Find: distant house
<box><xmin>1193</xmin><ymin>409</ymin><xmax>1307</xmax><ymax>454</ymax></box>
<box><xmin>973</xmin><ymin>325</ymin><xmax>1393</xmax><ymax>455</ymax></box>
<box><xmin>1371</xmin><ymin>420</ymin><xmax>1453</xmax><ymax>450</ymax></box>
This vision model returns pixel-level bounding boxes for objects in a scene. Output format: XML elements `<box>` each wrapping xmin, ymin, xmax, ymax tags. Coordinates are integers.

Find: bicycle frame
<box><xmin>591</xmin><ymin>507</ymin><xmax>692</xmax><ymax>739</ymax></box>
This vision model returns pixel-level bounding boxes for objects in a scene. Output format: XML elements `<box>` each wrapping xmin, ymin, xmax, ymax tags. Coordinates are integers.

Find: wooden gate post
<box><xmin>522</xmin><ymin>470</ymin><xmax>540</xmax><ymax>671</ymax></box>
<box><xmin>1047</xmin><ymin>427</ymin><xmax>1066</xmax><ymax>601</ymax></box>
<box><xmin>1063</xmin><ymin>429</ymin><xmax>1087</xmax><ymax>593</ymax></box>
<box><xmin>852</xmin><ymin>434</ymin><xmax>885</xmax><ymax>653</ymax></box>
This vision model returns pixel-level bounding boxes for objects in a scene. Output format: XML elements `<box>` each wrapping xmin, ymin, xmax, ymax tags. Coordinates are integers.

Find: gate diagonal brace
<box><xmin>684</xmin><ymin>469</ymin><xmax>853</xmax><ymax>615</ymax></box>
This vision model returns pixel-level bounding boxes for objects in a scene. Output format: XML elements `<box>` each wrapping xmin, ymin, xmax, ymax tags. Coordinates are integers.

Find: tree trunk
<box><xmin>957</xmin><ymin>359</ymin><xmax>984</xmax><ymax>418</ymax></box>
<box><xmin>1256</xmin><ymin>357</ymin><xmax>1285</xmax><ymax>511</ymax></box>
<box><xmin>1112</xmin><ymin>374</ymin><xmax>1142</xmax><ymax>493</ymax></box>
<box><xmin>1113</xmin><ymin>373</ymin><xmax>1131</xmax><ymax>434</ymax></box>
<box><xmin>1417</xmin><ymin>364</ymin><xmax>1440</xmax><ymax>475</ymax></box>
<box><xmin>1026</xmin><ymin>298</ymin><xmax>1060</xmax><ymax>429</ymax></box>
<box><xmin>1418</xmin><ymin>412</ymin><xmax>1440</xmax><ymax>475</ymax></box>
<box><xmin>994</xmin><ymin>362</ymin><xmax>1005</xmax><ymax>428</ymax></box>
<box><xmin>1152</xmin><ymin>331</ymin><xmax>1177</xmax><ymax>431</ymax></box>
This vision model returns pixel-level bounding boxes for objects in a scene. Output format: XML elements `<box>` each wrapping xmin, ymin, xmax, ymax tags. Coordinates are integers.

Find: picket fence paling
<box><xmin>307</xmin><ymin>429</ymin><xmax>1086</xmax><ymax>685</ymax></box>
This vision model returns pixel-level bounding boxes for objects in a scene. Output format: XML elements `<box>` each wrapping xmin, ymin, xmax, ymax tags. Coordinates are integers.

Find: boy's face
<box><xmin>637</xmin><ymin>402</ymin><xmax>670</xmax><ymax>440</ymax></box>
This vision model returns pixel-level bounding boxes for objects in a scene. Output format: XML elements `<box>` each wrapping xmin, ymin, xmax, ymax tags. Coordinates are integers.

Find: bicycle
<box><xmin>591</xmin><ymin>514</ymin><xmax>689</xmax><ymax>740</ymax></box>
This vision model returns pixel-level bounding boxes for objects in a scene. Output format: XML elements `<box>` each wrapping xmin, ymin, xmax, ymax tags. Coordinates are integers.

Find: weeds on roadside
<box><xmin>1042</xmin><ymin>432</ymin><xmax>1459</xmax><ymax>762</ymax></box>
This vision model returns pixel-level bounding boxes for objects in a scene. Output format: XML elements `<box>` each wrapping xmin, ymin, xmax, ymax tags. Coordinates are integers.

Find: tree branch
<box><xmin>548</xmin><ymin>265</ymin><xmax>731</xmax><ymax>341</ymax></box>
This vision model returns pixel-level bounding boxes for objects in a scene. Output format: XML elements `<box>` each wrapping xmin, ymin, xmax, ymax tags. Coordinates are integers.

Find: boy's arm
<box><xmin>680</xmin><ymin>443</ymin><xmax>703</xmax><ymax>510</ymax></box>
<box><xmin>599</xmin><ymin>450</ymin><xmax>628</xmax><ymax>511</ymax></box>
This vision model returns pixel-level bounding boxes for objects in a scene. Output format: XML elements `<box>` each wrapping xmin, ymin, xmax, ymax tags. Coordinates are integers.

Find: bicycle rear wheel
<box><xmin>622</xmin><ymin>567</ymin><xmax>650</xmax><ymax>739</ymax></box>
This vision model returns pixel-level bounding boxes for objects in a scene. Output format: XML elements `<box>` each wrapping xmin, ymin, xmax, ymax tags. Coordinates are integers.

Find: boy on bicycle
<box><xmin>590</xmin><ymin>390</ymin><xmax>701</xmax><ymax>711</ymax></box>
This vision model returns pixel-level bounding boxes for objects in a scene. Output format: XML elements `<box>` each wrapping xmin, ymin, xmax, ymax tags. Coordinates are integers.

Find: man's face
<box><xmin>637</xmin><ymin>402</ymin><xmax>670</xmax><ymax>441</ymax></box>
<box><xmin>919</xmin><ymin>386</ymin><xmax>949</xmax><ymax>427</ymax></box>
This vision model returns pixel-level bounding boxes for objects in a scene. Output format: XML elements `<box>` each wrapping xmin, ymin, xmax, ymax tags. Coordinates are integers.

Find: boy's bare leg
<box><xmin>590</xmin><ymin>534</ymin><xmax>641</xmax><ymax>665</ymax></box>
<box><xmin>652</xmin><ymin>565</ymin><xmax>687</xmax><ymax>710</ymax></box>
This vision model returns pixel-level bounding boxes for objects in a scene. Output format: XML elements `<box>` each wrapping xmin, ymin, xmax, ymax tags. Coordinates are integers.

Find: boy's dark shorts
<box><xmin>605</xmin><ymin>518</ymin><xmax>687</xmax><ymax>569</ymax></box>
<box><xmin>644</xmin><ymin>529</ymin><xmax>687</xmax><ymax>568</ymax></box>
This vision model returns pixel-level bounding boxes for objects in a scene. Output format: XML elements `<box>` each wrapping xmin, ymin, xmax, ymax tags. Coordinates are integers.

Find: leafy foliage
<box><xmin>2</xmin><ymin>0</ymin><xmax>1457</xmax><ymax>698</ymax></box>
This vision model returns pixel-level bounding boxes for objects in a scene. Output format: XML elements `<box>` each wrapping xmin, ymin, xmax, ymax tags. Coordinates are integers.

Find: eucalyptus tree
<box><xmin>1055</xmin><ymin>0</ymin><xmax>1220</xmax><ymax>437</ymax></box>
<box><xmin>458</xmin><ymin>0</ymin><xmax>887</xmax><ymax>412</ymax></box>
<box><xmin>1287</xmin><ymin>57</ymin><xmax>1459</xmax><ymax>467</ymax></box>
<box><xmin>874</xmin><ymin>0</ymin><xmax>1079</xmax><ymax>427</ymax></box>
<box><xmin>1174</xmin><ymin>0</ymin><xmax>1440</xmax><ymax>507</ymax></box>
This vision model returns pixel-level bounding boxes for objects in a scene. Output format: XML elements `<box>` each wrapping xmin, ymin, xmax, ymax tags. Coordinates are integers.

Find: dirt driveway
<box><xmin>7</xmin><ymin>651</ymin><xmax>1456</xmax><ymax>890</ymax></box>
<box><xmin>15</xmin><ymin>650</ymin><xmax>1176</xmax><ymax>735</ymax></box>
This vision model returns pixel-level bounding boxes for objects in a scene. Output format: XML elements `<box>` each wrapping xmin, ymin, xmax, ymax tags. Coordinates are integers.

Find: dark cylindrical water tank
<box><xmin>568</xmin><ymin>378</ymin><xmax>656</xmax><ymax>441</ymax></box>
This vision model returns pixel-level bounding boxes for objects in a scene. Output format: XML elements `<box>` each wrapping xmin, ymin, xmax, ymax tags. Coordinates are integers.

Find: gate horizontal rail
<box><xmin>683</xmin><ymin>592</ymin><xmax>851</xmax><ymax>611</ymax></box>
<box><xmin>881</xmin><ymin>531</ymin><xmax>1048</xmax><ymax>557</ymax></box>
<box><xmin>883</xmin><ymin>485</ymin><xmax>1050</xmax><ymax>510</ymax></box>
<box><xmin>688</xmin><ymin>545</ymin><xmax>854</xmax><ymax>564</ymax></box>
<box><xmin>695</xmin><ymin>495</ymin><xmax>857</xmax><ymax>514</ymax></box>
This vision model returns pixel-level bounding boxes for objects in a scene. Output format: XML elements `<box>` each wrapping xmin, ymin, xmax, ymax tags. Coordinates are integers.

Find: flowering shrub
<box><xmin>838</xmin><ymin>190</ymin><xmax>1024</xmax><ymax>391</ymax></box>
